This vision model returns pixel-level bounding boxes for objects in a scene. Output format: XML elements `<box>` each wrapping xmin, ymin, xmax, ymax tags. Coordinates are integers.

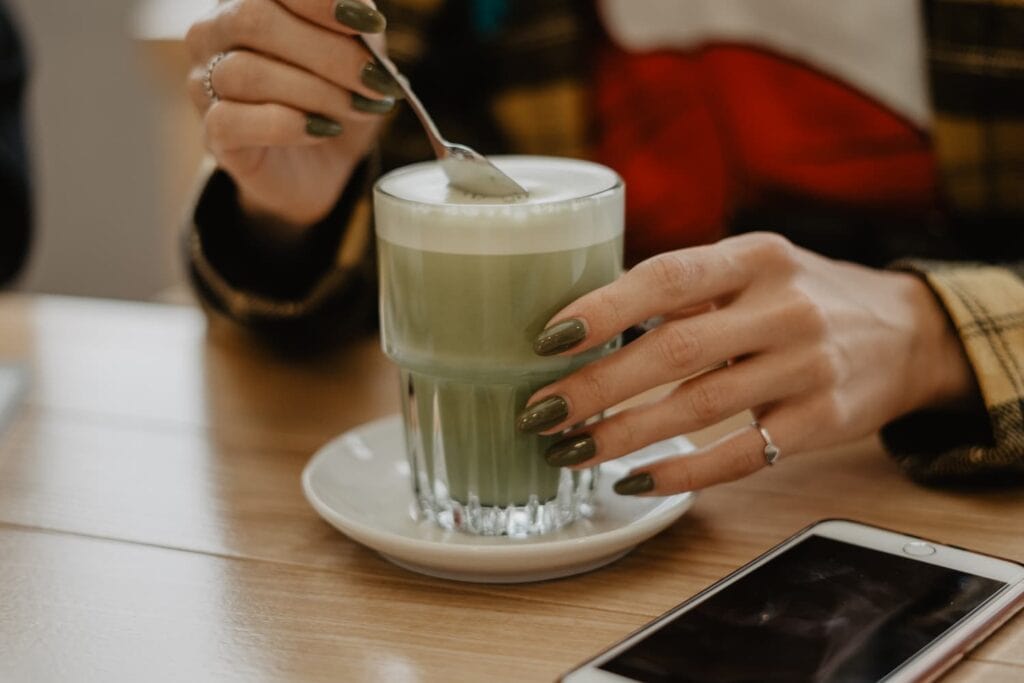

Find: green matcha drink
<box><xmin>375</xmin><ymin>156</ymin><xmax>624</xmax><ymax>536</ymax></box>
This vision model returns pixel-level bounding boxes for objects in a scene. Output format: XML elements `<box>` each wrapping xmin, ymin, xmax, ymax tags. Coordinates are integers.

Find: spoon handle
<box><xmin>358</xmin><ymin>35</ymin><xmax>448</xmax><ymax>161</ymax></box>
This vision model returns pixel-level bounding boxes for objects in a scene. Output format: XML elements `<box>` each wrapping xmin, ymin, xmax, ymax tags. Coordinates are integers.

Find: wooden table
<box><xmin>0</xmin><ymin>295</ymin><xmax>1021</xmax><ymax>682</ymax></box>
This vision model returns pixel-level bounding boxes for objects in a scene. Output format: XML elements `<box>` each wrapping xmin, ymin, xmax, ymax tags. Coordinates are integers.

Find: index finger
<box><xmin>535</xmin><ymin>241</ymin><xmax>751</xmax><ymax>357</ymax></box>
<box><xmin>277</xmin><ymin>0</ymin><xmax>386</xmax><ymax>35</ymax></box>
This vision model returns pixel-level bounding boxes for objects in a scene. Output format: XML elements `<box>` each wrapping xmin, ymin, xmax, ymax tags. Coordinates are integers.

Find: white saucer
<box><xmin>302</xmin><ymin>415</ymin><xmax>697</xmax><ymax>583</ymax></box>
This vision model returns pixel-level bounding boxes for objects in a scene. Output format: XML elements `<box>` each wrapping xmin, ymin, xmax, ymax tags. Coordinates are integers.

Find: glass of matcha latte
<box><xmin>375</xmin><ymin>156</ymin><xmax>624</xmax><ymax>536</ymax></box>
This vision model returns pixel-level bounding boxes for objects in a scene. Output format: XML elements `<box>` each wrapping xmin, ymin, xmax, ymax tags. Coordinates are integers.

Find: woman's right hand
<box><xmin>186</xmin><ymin>0</ymin><xmax>402</xmax><ymax>231</ymax></box>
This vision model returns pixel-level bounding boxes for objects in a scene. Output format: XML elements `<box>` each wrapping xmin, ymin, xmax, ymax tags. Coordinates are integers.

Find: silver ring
<box><xmin>202</xmin><ymin>52</ymin><xmax>228</xmax><ymax>104</ymax></box>
<box><xmin>751</xmin><ymin>419</ymin><xmax>781</xmax><ymax>466</ymax></box>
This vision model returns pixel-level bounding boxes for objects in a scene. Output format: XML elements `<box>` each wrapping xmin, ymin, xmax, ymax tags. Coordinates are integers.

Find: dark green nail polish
<box><xmin>306</xmin><ymin>114</ymin><xmax>342</xmax><ymax>137</ymax></box>
<box><xmin>545</xmin><ymin>435</ymin><xmax>596</xmax><ymax>467</ymax></box>
<box><xmin>361</xmin><ymin>61</ymin><xmax>405</xmax><ymax>98</ymax></box>
<box><xmin>613</xmin><ymin>472</ymin><xmax>654</xmax><ymax>496</ymax></box>
<box><xmin>534</xmin><ymin>318</ymin><xmax>587</xmax><ymax>356</ymax></box>
<box><xmin>352</xmin><ymin>93</ymin><xmax>396</xmax><ymax>114</ymax></box>
<box><xmin>334</xmin><ymin>0</ymin><xmax>387</xmax><ymax>33</ymax></box>
<box><xmin>516</xmin><ymin>395</ymin><xmax>569</xmax><ymax>433</ymax></box>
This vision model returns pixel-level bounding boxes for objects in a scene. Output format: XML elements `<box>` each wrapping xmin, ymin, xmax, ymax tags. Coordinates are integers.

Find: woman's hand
<box><xmin>185</xmin><ymin>0</ymin><xmax>401</xmax><ymax>230</ymax></box>
<box><xmin>517</xmin><ymin>232</ymin><xmax>977</xmax><ymax>495</ymax></box>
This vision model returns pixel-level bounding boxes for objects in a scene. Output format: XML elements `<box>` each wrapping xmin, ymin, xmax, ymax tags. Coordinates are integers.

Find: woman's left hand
<box><xmin>516</xmin><ymin>232</ymin><xmax>977</xmax><ymax>495</ymax></box>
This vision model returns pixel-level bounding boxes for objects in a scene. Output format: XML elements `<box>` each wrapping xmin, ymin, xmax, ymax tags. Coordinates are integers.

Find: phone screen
<box><xmin>600</xmin><ymin>535</ymin><xmax>1008</xmax><ymax>682</ymax></box>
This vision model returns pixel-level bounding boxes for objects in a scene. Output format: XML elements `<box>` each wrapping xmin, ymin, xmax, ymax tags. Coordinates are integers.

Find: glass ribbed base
<box><xmin>414</xmin><ymin>471</ymin><xmax>598</xmax><ymax>536</ymax></box>
<box><xmin>401</xmin><ymin>368</ymin><xmax>597</xmax><ymax>537</ymax></box>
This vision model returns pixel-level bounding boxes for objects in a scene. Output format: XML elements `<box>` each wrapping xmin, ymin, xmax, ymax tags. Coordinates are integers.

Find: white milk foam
<box><xmin>374</xmin><ymin>156</ymin><xmax>623</xmax><ymax>255</ymax></box>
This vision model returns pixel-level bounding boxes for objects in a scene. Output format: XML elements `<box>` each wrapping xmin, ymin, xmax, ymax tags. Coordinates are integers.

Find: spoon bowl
<box><xmin>359</xmin><ymin>36</ymin><xmax>527</xmax><ymax>198</ymax></box>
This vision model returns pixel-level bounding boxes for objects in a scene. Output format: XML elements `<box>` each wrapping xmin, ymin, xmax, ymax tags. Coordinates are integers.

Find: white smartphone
<box><xmin>562</xmin><ymin>519</ymin><xmax>1024</xmax><ymax>683</ymax></box>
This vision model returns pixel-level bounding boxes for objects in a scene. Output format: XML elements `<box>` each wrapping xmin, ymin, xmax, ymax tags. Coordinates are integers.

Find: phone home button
<box><xmin>903</xmin><ymin>541</ymin><xmax>937</xmax><ymax>557</ymax></box>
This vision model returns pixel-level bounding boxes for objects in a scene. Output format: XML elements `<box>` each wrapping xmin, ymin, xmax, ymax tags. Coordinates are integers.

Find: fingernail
<box><xmin>516</xmin><ymin>395</ymin><xmax>569</xmax><ymax>433</ymax></box>
<box><xmin>306</xmin><ymin>114</ymin><xmax>342</xmax><ymax>137</ymax></box>
<box><xmin>533</xmin><ymin>318</ymin><xmax>587</xmax><ymax>356</ymax></box>
<box><xmin>352</xmin><ymin>93</ymin><xmax>396</xmax><ymax>114</ymax></box>
<box><xmin>613</xmin><ymin>472</ymin><xmax>654</xmax><ymax>496</ymax></box>
<box><xmin>361</xmin><ymin>61</ymin><xmax>405</xmax><ymax>98</ymax></box>
<box><xmin>545</xmin><ymin>434</ymin><xmax>596</xmax><ymax>467</ymax></box>
<box><xmin>334</xmin><ymin>0</ymin><xmax>387</xmax><ymax>33</ymax></box>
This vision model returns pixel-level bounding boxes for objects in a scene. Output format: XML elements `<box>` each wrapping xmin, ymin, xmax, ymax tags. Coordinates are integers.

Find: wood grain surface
<box><xmin>0</xmin><ymin>294</ymin><xmax>1021</xmax><ymax>682</ymax></box>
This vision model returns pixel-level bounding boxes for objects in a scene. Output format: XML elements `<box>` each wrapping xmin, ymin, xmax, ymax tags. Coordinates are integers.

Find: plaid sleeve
<box><xmin>886</xmin><ymin>2</ymin><xmax>1024</xmax><ymax>483</ymax></box>
<box><xmin>186</xmin><ymin>157</ymin><xmax>379</xmax><ymax>352</ymax></box>
<box><xmin>881</xmin><ymin>260</ymin><xmax>1024</xmax><ymax>484</ymax></box>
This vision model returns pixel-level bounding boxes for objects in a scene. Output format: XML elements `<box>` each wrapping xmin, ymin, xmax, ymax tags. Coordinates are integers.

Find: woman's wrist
<box><xmin>899</xmin><ymin>272</ymin><xmax>977</xmax><ymax>413</ymax></box>
<box><xmin>236</xmin><ymin>160</ymin><xmax>360</xmax><ymax>241</ymax></box>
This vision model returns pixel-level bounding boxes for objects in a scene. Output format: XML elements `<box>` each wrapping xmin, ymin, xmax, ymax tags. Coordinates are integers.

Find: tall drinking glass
<box><xmin>375</xmin><ymin>156</ymin><xmax>624</xmax><ymax>536</ymax></box>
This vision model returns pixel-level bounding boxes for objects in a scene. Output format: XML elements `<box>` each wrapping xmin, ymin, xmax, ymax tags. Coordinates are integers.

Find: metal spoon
<box><xmin>359</xmin><ymin>36</ymin><xmax>527</xmax><ymax>198</ymax></box>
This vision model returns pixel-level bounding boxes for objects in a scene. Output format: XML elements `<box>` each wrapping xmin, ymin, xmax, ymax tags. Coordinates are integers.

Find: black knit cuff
<box><xmin>193</xmin><ymin>162</ymin><xmax>371</xmax><ymax>301</ymax></box>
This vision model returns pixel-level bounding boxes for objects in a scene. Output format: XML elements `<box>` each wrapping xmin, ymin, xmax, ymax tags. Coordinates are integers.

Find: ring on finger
<box><xmin>202</xmin><ymin>52</ymin><xmax>229</xmax><ymax>104</ymax></box>
<box><xmin>751</xmin><ymin>419</ymin><xmax>781</xmax><ymax>466</ymax></box>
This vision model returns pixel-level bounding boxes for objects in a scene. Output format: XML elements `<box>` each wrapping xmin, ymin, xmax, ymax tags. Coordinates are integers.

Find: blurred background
<box><xmin>8</xmin><ymin>0</ymin><xmax>209</xmax><ymax>301</ymax></box>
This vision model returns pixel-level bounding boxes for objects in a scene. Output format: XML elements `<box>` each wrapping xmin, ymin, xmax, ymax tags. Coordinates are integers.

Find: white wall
<box><xmin>9</xmin><ymin>0</ymin><xmax>170</xmax><ymax>300</ymax></box>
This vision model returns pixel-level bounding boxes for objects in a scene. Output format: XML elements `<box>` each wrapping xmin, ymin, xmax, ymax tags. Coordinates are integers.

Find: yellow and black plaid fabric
<box><xmin>190</xmin><ymin>0</ymin><xmax>1024</xmax><ymax>483</ymax></box>
<box><xmin>928</xmin><ymin>0</ymin><xmax>1024</xmax><ymax>219</ymax></box>
<box><xmin>884</xmin><ymin>261</ymin><xmax>1024</xmax><ymax>482</ymax></box>
<box><xmin>879</xmin><ymin>0</ymin><xmax>1024</xmax><ymax>483</ymax></box>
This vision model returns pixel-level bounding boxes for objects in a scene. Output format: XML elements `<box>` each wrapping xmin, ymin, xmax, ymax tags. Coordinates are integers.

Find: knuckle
<box><xmin>745</xmin><ymin>232</ymin><xmax>798</xmax><ymax>270</ymax></box>
<box><xmin>787</xmin><ymin>289</ymin><xmax>830</xmax><ymax>338</ymax></box>
<box><xmin>204</xmin><ymin>102</ymin><xmax>228</xmax><ymax>139</ymax></box>
<box><xmin>655</xmin><ymin>322</ymin><xmax>703</xmax><ymax>370</ymax></box>
<box><xmin>808</xmin><ymin>345</ymin><xmax>843</xmax><ymax>388</ymax></box>
<box><xmin>185</xmin><ymin>22</ymin><xmax>209</xmax><ymax>59</ymax></box>
<box><xmin>749</xmin><ymin>231</ymin><xmax>794</xmax><ymax>257</ymax></box>
<box><xmin>606</xmin><ymin>414</ymin><xmax>641</xmax><ymax>454</ymax></box>
<box><xmin>685</xmin><ymin>381</ymin><xmax>723</xmax><ymax>424</ymax></box>
<box><xmin>643</xmin><ymin>252</ymin><xmax>704</xmax><ymax>298</ymax></box>
<box><xmin>203</xmin><ymin>102</ymin><xmax>236</xmax><ymax>151</ymax></box>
